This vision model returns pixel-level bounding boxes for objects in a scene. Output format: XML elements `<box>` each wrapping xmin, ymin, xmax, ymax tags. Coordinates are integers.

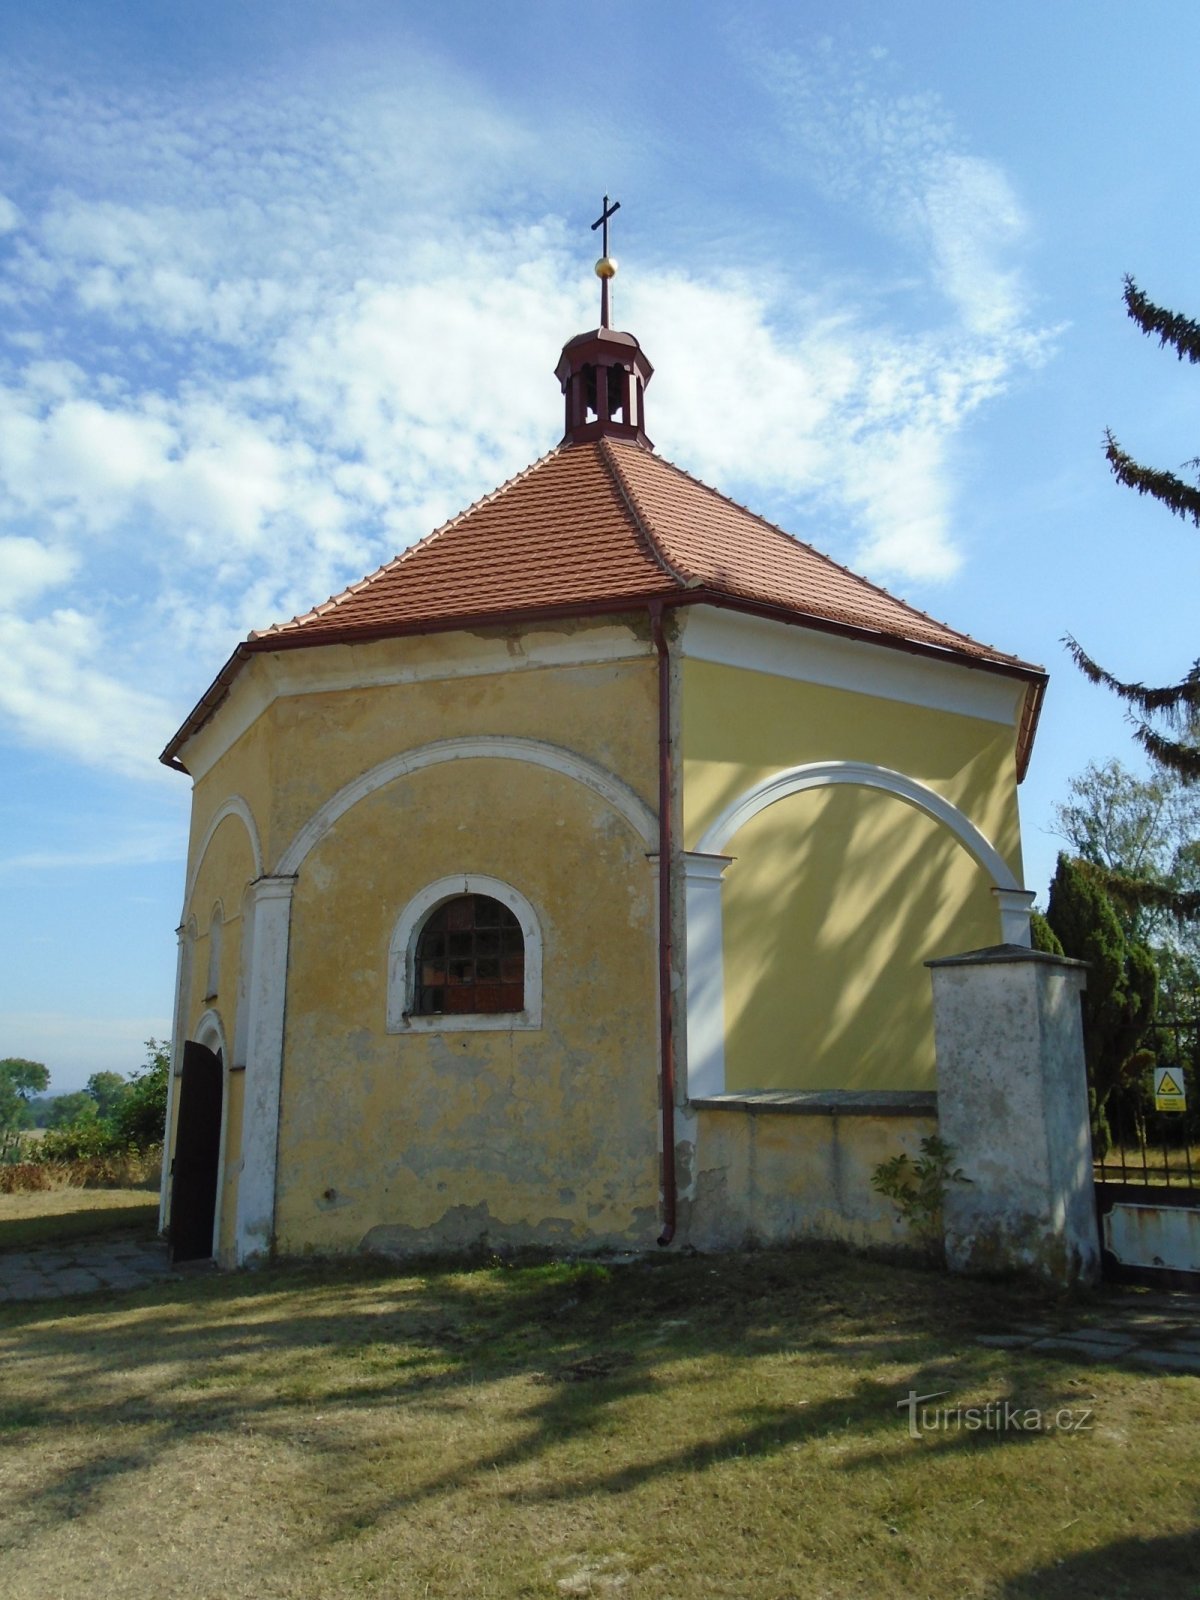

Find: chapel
<box><xmin>160</xmin><ymin>206</ymin><xmax>1046</xmax><ymax>1267</ymax></box>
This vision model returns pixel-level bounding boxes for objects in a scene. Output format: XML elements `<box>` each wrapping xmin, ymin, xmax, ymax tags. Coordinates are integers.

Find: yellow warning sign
<box><xmin>1154</xmin><ymin>1066</ymin><xmax>1187</xmax><ymax>1113</ymax></box>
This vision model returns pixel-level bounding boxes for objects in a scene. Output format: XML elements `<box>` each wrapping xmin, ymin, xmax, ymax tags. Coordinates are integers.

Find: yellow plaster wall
<box><xmin>683</xmin><ymin>658</ymin><xmax>1025</xmax><ymax>1092</ymax></box>
<box><xmin>722</xmin><ymin>786</ymin><xmax>999</xmax><ymax>1089</ymax></box>
<box><xmin>684</xmin><ymin>1106</ymin><xmax>940</xmax><ymax>1250</ymax></box>
<box><xmin>275</xmin><ymin>756</ymin><xmax>660</xmax><ymax>1254</ymax></box>
<box><xmin>181</xmin><ymin>812</ymin><xmax>255</xmax><ymax>1043</ymax></box>
<box><xmin>186</xmin><ymin>715</ymin><xmax>271</xmax><ymax>890</ymax></box>
<box><xmin>185</xmin><ymin>626</ymin><xmax>658</xmax><ymax>884</ymax></box>
<box><xmin>263</xmin><ymin>651</ymin><xmax>658</xmax><ymax>868</ymax></box>
<box><xmin>175</xmin><ymin>628</ymin><xmax>662</xmax><ymax>1258</ymax></box>
<box><xmin>682</xmin><ymin>659</ymin><xmax>1023</xmax><ymax>869</ymax></box>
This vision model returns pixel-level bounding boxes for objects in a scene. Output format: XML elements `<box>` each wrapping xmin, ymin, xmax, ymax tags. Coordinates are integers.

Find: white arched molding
<box><xmin>274</xmin><ymin>736</ymin><xmax>658</xmax><ymax>876</ymax></box>
<box><xmin>685</xmin><ymin>762</ymin><xmax>1031</xmax><ymax>1101</ymax></box>
<box><xmin>183</xmin><ymin>795</ymin><xmax>264</xmax><ymax>921</ymax></box>
<box><xmin>192</xmin><ymin>1007</ymin><xmax>228</xmax><ymax>1059</ymax></box>
<box><xmin>387</xmin><ymin>875</ymin><xmax>543</xmax><ymax>1034</ymax></box>
<box><xmin>694</xmin><ymin>761</ymin><xmax>1022</xmax><ymax>892</ymax></box>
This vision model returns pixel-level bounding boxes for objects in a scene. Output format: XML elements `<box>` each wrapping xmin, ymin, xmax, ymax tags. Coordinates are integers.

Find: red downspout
<box><xmin>650</xmin><ymin>600</ymin><xmax>676</xmax><ymax>1245</ymax></box>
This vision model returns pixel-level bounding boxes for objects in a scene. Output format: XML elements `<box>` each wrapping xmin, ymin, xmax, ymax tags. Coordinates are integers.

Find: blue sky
<box><xmin>2</xmin><ymin>1</ymin><xmax>1199</xmax><ymax>1092</ymax></box>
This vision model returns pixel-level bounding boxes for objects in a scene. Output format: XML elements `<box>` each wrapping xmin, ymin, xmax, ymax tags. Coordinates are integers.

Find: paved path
<box><xmin>976</xmin><ymin>1291</ymin><xmax>1200</xmax><ymax>1374</ymax></box>
<box><xmin>0</xmin><ymin>1235</ymin><xmax>177</xmax><ymax>1303</ymax></box>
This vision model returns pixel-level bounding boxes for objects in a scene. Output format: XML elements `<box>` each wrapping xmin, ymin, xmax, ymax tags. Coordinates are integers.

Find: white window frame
<box><xmin>387</xmin><ymin>874</ymin><xmax>543</xmax><ymax>1034</ymax></box>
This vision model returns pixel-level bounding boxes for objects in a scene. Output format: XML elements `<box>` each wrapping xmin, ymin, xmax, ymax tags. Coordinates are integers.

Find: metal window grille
<box><xmin>413</xmin><ymin>894</ymin><xmax>525</xmax><ymax>1016</ymax></box>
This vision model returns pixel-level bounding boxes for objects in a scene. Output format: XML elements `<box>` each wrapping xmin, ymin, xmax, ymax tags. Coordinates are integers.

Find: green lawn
<box><xmin>0</xmin><ymin>1244</ymin><xmax>1196</xmax><ymax>1599</ymax></box>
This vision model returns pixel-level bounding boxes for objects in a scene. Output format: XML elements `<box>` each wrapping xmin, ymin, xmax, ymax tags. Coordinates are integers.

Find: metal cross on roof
<box><xmin>591</xmin><ymin>194</ymin><xmax>620</xmax><ymax>327</ymax></box>
<box><xmin>591</xmin><ymin>193</ymin><xmax>620</xmax><ymax>257</ymax></box>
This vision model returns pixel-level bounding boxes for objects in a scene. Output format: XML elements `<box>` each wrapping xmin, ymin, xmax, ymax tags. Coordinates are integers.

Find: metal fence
<box><xmin>1094</xmin><ymin>1010</ymin><xmax>1199</xmax><ymax>1193</ymax></box>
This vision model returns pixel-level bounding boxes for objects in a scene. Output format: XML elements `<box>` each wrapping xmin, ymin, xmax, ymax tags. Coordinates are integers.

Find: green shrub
<box><xmin>872</xmin><ymin>1135</ymin><xmax>970</xmax><ymax>1262</ymax></box>
<box><xmin>37</xmin><ymin>1119</ymin><xmax>118</xmax><ymax>1163</ymax></box>
<box><xmin>111</xmin><ymin>1040</ymin><xmax>169</xmax><ymax>1150</ymax></box>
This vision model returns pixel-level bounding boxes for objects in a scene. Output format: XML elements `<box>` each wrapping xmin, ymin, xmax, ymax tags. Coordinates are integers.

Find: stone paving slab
<box><xmin>0</xmin><ymin>1237</ymin><xmax>173</xmax><ymax>1304</ymax></box>
<box><xmin>1131</xmin><ymin>1347</ymin><xmax>1200</xmax><ymax>1374</ymax></box>
<box><xmin>1063</xmin><ymin>1327</ymin><xmax>1139</xmax><ymax>1346</ymax></box>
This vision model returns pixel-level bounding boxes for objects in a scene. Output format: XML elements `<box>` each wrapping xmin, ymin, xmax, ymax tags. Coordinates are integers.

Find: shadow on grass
<box><xmin>0</xmin><ymin>1201</ymin><xmax>159</xmax><ymax>1254</ymax></box>
<box><xmin>1002</xmin><ymin>1529</ymin><xmax>1200</xmax><ymax>1598</ymax></box>
<box><xmin>0</xmin><ymin>1244</ymin><xmax>1172</xmax><ymax>1559</ymax></box>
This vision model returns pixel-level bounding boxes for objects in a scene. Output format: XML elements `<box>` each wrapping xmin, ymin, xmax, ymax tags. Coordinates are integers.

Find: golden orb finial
<box><xmin>595</xmin><ymin>255</ymin><xmax>618</xmax><ymax>281</ymax></box>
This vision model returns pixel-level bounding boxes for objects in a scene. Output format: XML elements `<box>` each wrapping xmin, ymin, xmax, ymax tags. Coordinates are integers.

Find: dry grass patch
<box><xmin>0</xmin><ymin>1249</ymin><xmax>1196</xmax><ymax>1599</ymax></box>
<box><xmin>0</xmin><ymin>1187</ymin><xmax>158</xmax><ymax>1252</ymax></box>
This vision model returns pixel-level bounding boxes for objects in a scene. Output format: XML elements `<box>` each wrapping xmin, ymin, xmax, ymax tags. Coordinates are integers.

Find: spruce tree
<box><xmin>1065</xmin><ymin>276</ymin><xmax>1200</xmax><ymax>921</ymax></box>
<box><xmin>1045</xmin><ymin>853</ymin><xmax>1157</xmax><ymax>1154</ymax></box>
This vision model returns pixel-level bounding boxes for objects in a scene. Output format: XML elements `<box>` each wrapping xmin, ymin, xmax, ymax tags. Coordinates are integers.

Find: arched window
<box><xmin>387</xmin><ymin>875</ymin><xmax>543</xmax><ymax>1033</ymax></box>
<box><xmin>414</xmin><ymin>894</ymin><xmax>524</xmax><ymax>1016</ymax></box>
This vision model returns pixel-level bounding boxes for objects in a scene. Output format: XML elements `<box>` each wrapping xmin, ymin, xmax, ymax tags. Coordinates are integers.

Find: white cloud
<box><xmin>751</xmin><ymin>42</ymin><xmax>1037</xmax><ymax>339</ymax></box>
<box><xmin>0</xmin><ymin>610</ymin><xmax>177</xmax><ymax>780</ymax></box>
<box><xmin>0</xmin><ymin>827</ymin><xmax>183</xmax><ymax>874</ymax></box>
<box><xmin>0</xmin><ymin>536</ymin><xmax>76</xmax><ymax>604</ymax></box>
<box><xmin>920</xmin><ymin>155</ymin><xmax>1028</xmax><ymax>336</ymax></box>
<box><xmin>0</xmin><ymin>42</ymin><xmax>1053</xmax><ymax>781</ymax></box>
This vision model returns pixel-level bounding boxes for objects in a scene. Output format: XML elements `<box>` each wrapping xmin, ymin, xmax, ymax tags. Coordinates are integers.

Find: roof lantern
<box><xmin>555</xmin><ymin>195</ymin><xmax>654</xmax><ymax>449</ymax></box>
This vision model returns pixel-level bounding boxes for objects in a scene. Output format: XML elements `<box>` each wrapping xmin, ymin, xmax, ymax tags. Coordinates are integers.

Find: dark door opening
<box><xmin>169</xmin><ymin>1040</ymin><xmax>223</xmax><ymax>1263</ymax></box>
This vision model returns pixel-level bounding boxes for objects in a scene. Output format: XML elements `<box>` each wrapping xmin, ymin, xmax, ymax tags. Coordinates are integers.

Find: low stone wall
<box><xmin>679</xmin><ymin>1091</ymin><xmax>938</xmax><ymax>1252</ymax></box>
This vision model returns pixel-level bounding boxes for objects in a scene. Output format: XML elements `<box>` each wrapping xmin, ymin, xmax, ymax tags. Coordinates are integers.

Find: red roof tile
<box><xmin>165</xmin><ymin>435</ymin><xmax>1045</xmax><ymax>773</ymax></box>
<box><xmin>250</xmin><ymin>438</ymin><xmax>1039</xmax><ymax>677</ymax></box>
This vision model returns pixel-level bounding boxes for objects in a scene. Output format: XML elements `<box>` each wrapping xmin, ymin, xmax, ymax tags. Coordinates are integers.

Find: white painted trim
<box><xmin>183</xmin><ymin>795</ymin><xmax>264</xmax><ymax>920</ymax></box>
<box><xmin>387</xmin><ymin>874</ymin><xmax>543</xmax><ymax>1034</ymax></box>
<box><xmin>683</xmin><ymin>853</ymin><xmax>733</xmax><ymax>1099</ymax></box>
<box><xmin>695</xmin><ymin>760</ymin><xmax>1021</xmax><ymax>892</ymax></box>
<box><xmin>171</xmin><ymin>917</ymin><xmax>199</xmax><ymax>1079</ymax></box>
<box><xmin>160</xmin><ymin>922</ymin><xmax>192</xmax><ymax>1233</ymax></box>
<box><xmin>275</xmin><ymin>735</ymin><xmax>658</xmax><ymax>875</ymax></box>
<box><xmin>234</xmin><ymin>875</ymin><xmax>295</xmax><ymax>1265</ymax></box>
<box><xmin>193</xmin><ymin>1007</ymin><xmax>228</xmax><ymax>1059</ymax></box>
<box><xmin>178</xmin><ymin>622</ymin><xmax>654</xmax><ymax>782</ymax></box>
<box><xmin>678</xmin><ymin>604</ymin><xmax>1026</xmax><ymax>727</ymax></box>
<box><xmin>994</xmin><ymin>888</ymin><xmax>1036</xmax><ymax>948</ymax></box>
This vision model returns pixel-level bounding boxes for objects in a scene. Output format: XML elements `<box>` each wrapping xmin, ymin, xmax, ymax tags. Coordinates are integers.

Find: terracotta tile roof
<box><xmin>251</xmin><ymin>442</ymin><xmax>677</xmax><ymax>643</ymax></box>
<box><xmin>165</xmin><ymin>435</ymin><xmax>1045</xmax><ymax>774</ymax></box>
<box><xmin>249</xmin><ymin>438</ymin><xmax>1039</xmax><ymax>678</ymax></box>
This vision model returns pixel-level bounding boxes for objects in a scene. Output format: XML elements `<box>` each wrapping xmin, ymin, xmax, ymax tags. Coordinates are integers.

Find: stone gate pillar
<box><xmin>926</xmin><ymin>945</ymin><xmax>1099</xmax><ymax>1286</ymax></box>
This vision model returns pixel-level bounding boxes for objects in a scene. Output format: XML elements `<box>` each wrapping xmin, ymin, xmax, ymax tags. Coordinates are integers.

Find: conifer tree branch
<box><xmin>1131</xmin><ymin>722</ymin><xmax>1200</xmax><ymax>782</ymax></box>
<box><xmin>1062</xmin><ymin>638</ymin><xmax>1200</xmax><ymax>717</ymax></box>
<box><xmin>1124</xmin><ymin>276</ymin><xmax>1200</xmax><ymax>363</ymax></box>
<box><xmin>1104</xmin><ymin>431</ymin><xmax>1200</xmax><ymax>527</ymax></box>
<box><xmin>1100</xmin><ymin>864</ymin><xmax>1200</xmax><ymax>923</ymax></box>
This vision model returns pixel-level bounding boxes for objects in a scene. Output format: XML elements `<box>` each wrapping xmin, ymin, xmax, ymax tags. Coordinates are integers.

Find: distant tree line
<box><xmin>0</xmin><ymin>1042</ymin><xmax>168</xmax><ymax>1162</ymax></box>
